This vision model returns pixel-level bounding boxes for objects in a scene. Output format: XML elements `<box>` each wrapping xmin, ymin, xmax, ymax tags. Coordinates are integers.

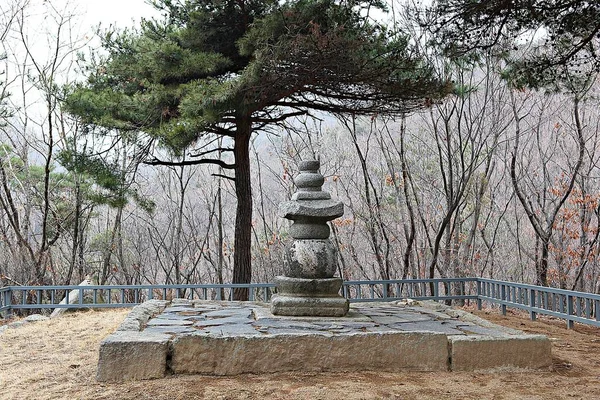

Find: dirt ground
<box><xmin>1</xmin><ymin>307</ymin><xmax>599</xmax><ymax>400</ymax></box>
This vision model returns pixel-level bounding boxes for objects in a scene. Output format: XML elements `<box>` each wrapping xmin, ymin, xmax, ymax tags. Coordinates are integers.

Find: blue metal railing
<box><xmin>343</xmin><ymin>278</ymin><xmax>479</xmax><ymax>302</ymax></box>
<box><xmin>1</xmin><ymin>278</ymin><xmax>598</xmax><ymax>329</ymax></box>
<box><xmin>477</xmin><ymin>278</ymin><xmax>600</xmax><ymax>329</ymax></box>
<box><xmin>0</xmin><ymin>283</ymin><xmax>276</xmax><ymax>314</ymax></box>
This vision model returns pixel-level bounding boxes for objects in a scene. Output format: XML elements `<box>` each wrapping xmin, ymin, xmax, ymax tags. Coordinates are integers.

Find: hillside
<box><xmin>1</xmin><ymin>309</ymin><xmax>599</xmax><ymax>399</ymax></box>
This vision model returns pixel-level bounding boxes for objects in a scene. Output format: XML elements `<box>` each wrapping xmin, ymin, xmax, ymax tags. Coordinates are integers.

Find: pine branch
<box><xmin>143</xmin><ymin>157</ymin><xmax>235</xmax><ymax>169</ymax></box>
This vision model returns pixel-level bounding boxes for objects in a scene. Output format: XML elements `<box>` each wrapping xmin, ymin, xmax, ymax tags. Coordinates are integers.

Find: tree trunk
<box><xmin>233</xmin><ymin>117</ymin><xmax>252</xmax><ymax>300</ymax></box>
<box><xmin>173</xmin><ymin>166</ymin><xmax>186</xmax><ymax>286</ymax></box>
<box><xmin>66</xmin><ymin>178</ymin><xmax>82</xmax><ymax>285</ymax></box>
<box><xmin>538</xmin><ymin>237</ymin><xmax>549</xmax><ymax>287</ymax></box>
<box><xmin>100</xmin><ymin>207</ymin><xmax>122</xmax><ymax>285</ymax></box>
<box><xmin>399</xmin><ymin>120</ymin><xmax>416</xmax><ymax>281</ymax></box>
<box><xmin>217</xmin><ymin>175</ymin><xmax>225</xmax><ymax>300</ymax></box>
<box><xmin>345</xmin><ymin>116</ymin><xmax>388</xmax><ymax>280</ymax></box>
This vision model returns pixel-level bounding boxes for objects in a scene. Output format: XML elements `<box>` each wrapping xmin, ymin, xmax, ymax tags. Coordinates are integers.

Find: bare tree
<box><xmin>510</xmin><ymin>87</ymin><xmax>588</xmax><ymax>286</ymax></box>
<box><xmin>0</xmin><ymin>0</ymin><xmax>88</xmax><ymax>286</ymax></box>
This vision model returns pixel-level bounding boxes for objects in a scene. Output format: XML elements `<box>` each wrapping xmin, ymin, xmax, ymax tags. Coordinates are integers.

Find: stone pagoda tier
<box><xmin>271</xmin><ymin>160</ymin><xmax>349</xmax><ymax>317</ymax></box>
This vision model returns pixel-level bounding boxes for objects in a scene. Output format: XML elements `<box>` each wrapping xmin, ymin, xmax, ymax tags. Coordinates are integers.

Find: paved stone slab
<box><xmin>252</xmin><ymin>318</ymin><xmax>321</xmax><ymax>330</ymax></box>
<box><xmin>203</xmin><ymin>309</ymin><xmax>253</xmax><ymax>318</ymax></box>
<box><xmin>197</xmin><ymin>323</ymin><xmax>262</xmax><ymax>336</ymax></box>
<box><xmin>369</xmin><ymin>315</ymin><xmax>429</xmax><ymax>325</ymax></box>
<box><xmin>254</xmin><ymin>307</ymin><xmax>371</xmax><ymax>322</ymax></box>
<box><xmin>163</xmin><ymin>306</ymin><xmax>195</xmax><ymax>313</ymax></box>
<box><xmin>146</xmin><ymin>318</ymin><xmax>195</xmax><ymax>326</ymax></box>
<box><xmin>312</xmin><ymin>321</ymin><xmax>379</xmax><ymax>330</ymax></box>
<box><xmin>390</xmin><ymin>321</ymin><xmax>465</xmax><ymax>335</ymax></box>
<box><xmin>153</xmin><ymin>313</ymin><xmax>195</xmax><ymax>320</ymax></box>
<box><xmin>311</xmin><ymin>322</ymin><xmax>359</xmax><ymax>331</ymax></box>
<box><xmin>194</xmin><ymin>316</ymin><xmax>253</xmax><ymax>327</ymax></box>
<box><xmin>143</xmin><ymin>325</ymin><xmax>197</xmax><ymax>335</ymax></box>
<box><xmin>453</xmin><ymin>323</ymin><xmax>511</xmax><ymax>337</ymax></box>
<box><xmin>192</xmin><ymin>303</ymin><xmax>223</xmax><ymax>310</ymax></box>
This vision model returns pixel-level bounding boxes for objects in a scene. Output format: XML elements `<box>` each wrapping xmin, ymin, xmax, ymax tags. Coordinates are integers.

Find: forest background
<box><xmin>1</xmin><ymin>0</ymin><xmax>599</xmax><ymax>300</ymax></box>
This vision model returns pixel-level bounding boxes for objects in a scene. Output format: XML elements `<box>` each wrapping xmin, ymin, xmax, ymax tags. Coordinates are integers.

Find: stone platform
<box><xmin>96</xmin><ymin>300</ymin><xmax>552</xmax><ymax>381</ymax></box>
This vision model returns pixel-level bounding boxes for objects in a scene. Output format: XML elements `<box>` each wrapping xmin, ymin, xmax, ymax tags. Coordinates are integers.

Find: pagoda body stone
<box><xmin>271</xmin><ymin>160</ymin><xmax>349</xmax><ymax>317</ymax></box>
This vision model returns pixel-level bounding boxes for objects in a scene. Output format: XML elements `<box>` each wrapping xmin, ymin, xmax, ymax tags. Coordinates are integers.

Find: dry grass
<box><xmin>1</xmin><ymin>308</ymin><xmax>600</xmax><ymax>399</ymax></box>
<box><xmin>0</xmin><ymin>309</ymin><xmax>128</xmax><ymax>399</ymax></box>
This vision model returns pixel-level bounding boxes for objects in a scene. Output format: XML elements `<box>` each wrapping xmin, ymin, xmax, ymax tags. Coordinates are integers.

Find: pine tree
<box><xmin>428</xmin><ymin>0</ymin><xmax>600</xmax><ymax>89</ymax></box>
<box><xmin>66</xmin><ymin>0</ymin><xmax>449</xmax><ymax>299</ymax></box>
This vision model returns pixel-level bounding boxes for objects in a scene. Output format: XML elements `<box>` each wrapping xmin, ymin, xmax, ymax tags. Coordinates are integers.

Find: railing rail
<box><xmin>343</xmin><ymin>278</ymin><xmax>478</xmax><ymax>302</ymax></box>
<box><xmin>1</xmin><ymin>278</ymin><xmax>598</xmax><ymax>329</ymax></box>
<box><xmin>0</xmin><ymin>283</ymin><xmax>276</xmax><ymax>317</ymax></box>
<box><xmin>477</xmin><ymin>278</ymin><xmax>600</xmax><ymax>328</ymax></box>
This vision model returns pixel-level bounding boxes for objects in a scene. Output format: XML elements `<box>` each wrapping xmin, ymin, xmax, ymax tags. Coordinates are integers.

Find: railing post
<box><xmin>585</xmin><ymin>298</ymin><xmax>591</xmax><ymax>319</ymax></box>
<box><xmin>3</xmin><ymin>288</ymin><xmax>13</xmax><ymax>318</ymax></box>
<box><xmin>501</xmin><ymin>284</ymin><xmax>507</xmax><ymax>316</ymax></box>
<box><xmin>529</xmin><ymin>289</ymin><xmax>537</xmax><ymax>321</ymax></box>
<box><xmin>433</xmin><ymin>281</ymin><xmax>439</xmax><ymax>300</ymax></box>
<box><xmin>476</xmin><ymin>280</ymin><xmax>482</xmax><ymax>310</ymax></box>
<box><xmin>566</xmin><ymin>295</ymin><xmax>574</xmax><ymax>329</ymax></box>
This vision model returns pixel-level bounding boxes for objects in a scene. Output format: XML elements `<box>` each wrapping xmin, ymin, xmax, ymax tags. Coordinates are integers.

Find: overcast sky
<box><xmin>10</xmin><ymin>0</ymin><xmax>164</xmax><ymax>82</ymax></box>
<box><xmin>79</xmin><ymin>0</ymin><xmax>161</xmax><ymax>31</ymax></box>
<box><xmin>0</xmin><ymin>0</ymin><xmax>161</xmax><ymax>121</ymax></box>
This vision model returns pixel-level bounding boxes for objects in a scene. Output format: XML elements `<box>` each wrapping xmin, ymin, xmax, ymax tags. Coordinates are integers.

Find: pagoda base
<box><xmin>271</xmin><ymin>276</ymin><xmax>349</xmax><ymax>317</ymax></box>
<box><xmin>270</xmin><ymin>294</ymin><xmax>349</xmax><ymax>317</ymax></box>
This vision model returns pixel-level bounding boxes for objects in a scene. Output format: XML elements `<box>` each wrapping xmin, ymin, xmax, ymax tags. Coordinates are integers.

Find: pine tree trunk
<box><xmin>217</xmin><ymin>175</ymin><xmax>225</xmax><ymax>300</ymax></box>
<box><xmin>233</xmin><ymin>117</ymin><xmax>252</xmax><ymax>300</ymax></box>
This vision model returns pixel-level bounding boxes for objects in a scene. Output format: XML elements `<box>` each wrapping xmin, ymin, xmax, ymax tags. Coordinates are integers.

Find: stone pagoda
<box><xmin>271</xmin><ymin>160</ymin><xmax>349</xmax><ymax>317</ymax></box>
